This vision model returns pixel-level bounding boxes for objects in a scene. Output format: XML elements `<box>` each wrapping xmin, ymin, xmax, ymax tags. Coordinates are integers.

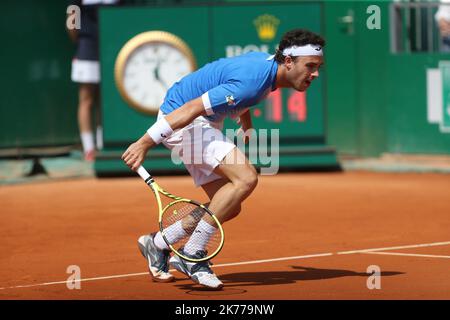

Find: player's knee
<box><xmin>235</xmin><ymin>171</ymin><xmax>258</xmax><ymax>195</ymax></box>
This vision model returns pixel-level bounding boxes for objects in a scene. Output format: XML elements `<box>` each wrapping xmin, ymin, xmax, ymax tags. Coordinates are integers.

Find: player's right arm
<box><xmin>122</xmin><ymin>97</ymin><xmax>207</xmax><ymax>171</ymax></box>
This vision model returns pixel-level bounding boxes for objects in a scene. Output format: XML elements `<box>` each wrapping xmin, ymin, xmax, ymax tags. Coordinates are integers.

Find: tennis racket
<box><xmin>136</xmin><ymin>165</ymin><xmax>224</xmax><ymax>262</ymax></box>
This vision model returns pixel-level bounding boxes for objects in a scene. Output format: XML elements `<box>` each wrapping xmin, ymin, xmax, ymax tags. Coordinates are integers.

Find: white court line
<box><xmin>0</xmin><ymin>272</ymin><xmax>149</xmax><ymax>290</ymax></box>
<box><xmin>363</xmin><ymin>251</ymin><xmax>450</xmax><ymax>259</ymax></box>
<box><xmin>1</xmin><ymin>240</ymin><xmax>450</xmax><ymax>291</ymax></box>
<box><xmin>214</xmin><ymin>253</ymin><xmax>334</xmax><ymax>268</ymax></box>
<box><xmin>337</xmin><ymin>241</ymin><xmax>450</xmax><ymax>255</ymax></box>
<box><xmin>0</xmin><ymin>252</ymin><xmax>333</xmax><ymax>291</ymax></box>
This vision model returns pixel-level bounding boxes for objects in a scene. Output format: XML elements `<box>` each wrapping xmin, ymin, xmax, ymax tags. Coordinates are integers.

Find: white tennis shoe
<box><xmin>169</xmin><ymin>248</ymin><xmax>223</xmax><ymax>290</ymax></box>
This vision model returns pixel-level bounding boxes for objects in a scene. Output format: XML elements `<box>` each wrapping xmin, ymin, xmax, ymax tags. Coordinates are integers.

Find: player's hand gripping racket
<box><xmin>136</xmin><ymin>165</ymin><xmax>224</xmax><ymax>262</ymax></box>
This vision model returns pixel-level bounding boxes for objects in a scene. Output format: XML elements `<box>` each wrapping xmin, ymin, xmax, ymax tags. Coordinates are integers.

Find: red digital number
<box><xmin>288</xmin><ymin>91</ymin><xmax>307</xmax><ymax>122</ymax></box>
<box><xmin>265</xmin><ymin>90</ymin><xmax>307</xmax><ymax>122</ymax></box>
<box><xmin>265</xmin><ymin>89</ymin><xmax>282</xmax><ymax>122</ymax></box>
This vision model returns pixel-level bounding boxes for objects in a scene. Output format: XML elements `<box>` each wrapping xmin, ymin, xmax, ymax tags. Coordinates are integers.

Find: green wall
<box><xmin>2</xmin><ymin>0</ymin><xmax>449</xmax><ymax>158</ymax></box>
<box><xmin>356</xmin><ymin>1</ymin><xmax>389</xmax><ymax>157</ymax></box>
<box><xmin>387</xmin><ymin>54</ymin><xmax>450</xmax><ymax>154</ymax></box>
<box><xmin>0</xmin><ymin>0</ymin><xmax>78</xmax><ymax>149</ymax></box>
<box><xmin>325</xmin><ymin>0</ymin><xmax>389</xmax><ymax>157</ymax></box>
<box><xmin>324</xmin><ymin>1</ymin><xmax>360</xmax><ymax>155</ymax></box>
<box><xmin>325</xmin><ymin>0</ymin><xmax>450</xmax><ymax>156</ymax></box>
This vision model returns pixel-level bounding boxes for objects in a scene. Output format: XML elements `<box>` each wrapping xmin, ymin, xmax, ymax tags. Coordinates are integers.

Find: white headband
<box><xmin>282</xmin><ymin>44</ymin><xmax>323</xmax><ymax>57</ymax></box>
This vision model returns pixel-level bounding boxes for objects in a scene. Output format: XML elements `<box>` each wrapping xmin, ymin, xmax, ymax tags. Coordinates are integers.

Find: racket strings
<box><xmin>161</xmin><ymin>201</ymin><xmax>221</xmax><ymax>258</ymax></box>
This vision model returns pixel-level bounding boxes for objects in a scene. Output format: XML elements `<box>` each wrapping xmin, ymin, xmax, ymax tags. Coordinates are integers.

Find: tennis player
<box><xmin>122</xmin><ymin>29</ymin><xmax>325</xmax><ymax>289</ymax></box>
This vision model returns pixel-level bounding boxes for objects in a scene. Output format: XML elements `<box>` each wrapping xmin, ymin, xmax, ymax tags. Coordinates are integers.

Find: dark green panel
<box><xmin>324</xmin><ymin>1</ymin><xmax>358</xmax><ymax>155</ymax></box>
<box><xmin>99</xmin><ymin>6</ymin><xmax>210</xmax><ymax>145</ymax></box>
<box><xmin>0</xmin><ymin>0</ymin><xmax>78</xmax><ymax>148</ymax></box>
<box><xmin>211</xmin><ymin>3</ymin><xmax>325</xmax><ymax>142</ymax></box>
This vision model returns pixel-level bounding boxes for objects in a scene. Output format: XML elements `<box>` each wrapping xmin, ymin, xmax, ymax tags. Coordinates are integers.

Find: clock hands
<box><xmin>153</xmin><ymin>59</ymin><xmax>161</xmax><ymax>80</ymax></box>
<box><xmin>153</xmin><ymin>58</ymin><xmax>169</xmax><ymax>90</ymax></box>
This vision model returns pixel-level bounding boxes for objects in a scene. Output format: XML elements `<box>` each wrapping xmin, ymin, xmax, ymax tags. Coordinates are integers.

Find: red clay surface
<box><xmin>0</xmin><ymin>171</ymin><xmax>449</xmax><ymax>299</ymax></box>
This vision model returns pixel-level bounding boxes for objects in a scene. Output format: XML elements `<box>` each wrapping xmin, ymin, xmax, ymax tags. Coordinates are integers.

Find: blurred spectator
<box><xmin>67</xmin><ymin>0</ymin><xmax>121</xmax><ymax>161</ymax></box>
<box><xmin>436</xmin><ymin>0</ymin><xmax>450</xmax><ymax>52</ymax></box>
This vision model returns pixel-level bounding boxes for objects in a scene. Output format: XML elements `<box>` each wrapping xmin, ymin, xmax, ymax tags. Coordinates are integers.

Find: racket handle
<box><xmin>137</xmin><ymin>165</ymin><xmax>151</xmax><ymax>181</ymax></box>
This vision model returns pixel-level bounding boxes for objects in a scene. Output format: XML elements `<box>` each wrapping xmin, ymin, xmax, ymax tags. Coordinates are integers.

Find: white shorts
<box><xmin>71</xmin><ymin>59</ymin><xmax>100</xmax><ymax>84</ymax></box>
<box><xmin>158</xmin><ymin>111</ymin><xmax>236</xmax><ymax>187</ymax></box>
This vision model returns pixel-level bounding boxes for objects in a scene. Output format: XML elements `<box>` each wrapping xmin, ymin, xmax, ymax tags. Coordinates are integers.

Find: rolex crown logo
<box><xmin>254</xmin><ymin>14</ymin><xmax>280</xmax><ymax>42</ymax></box>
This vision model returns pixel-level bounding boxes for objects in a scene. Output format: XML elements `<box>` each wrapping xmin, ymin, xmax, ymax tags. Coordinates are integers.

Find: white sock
<box><xmin>80</xmin><ymin>131</ymin><xmax>95</xmax><ymax>153</ymax></box>
<box><xmin>184</xmin><ymin>219</ymin><xmax>217</xmax><ymax>256</ymax></box>
<box><xmin>96</xmin><ymin>126</ymin><xmax>103</xmax><ymax>150</ymax></box>
<box><xmin>153</xmin><ymin>220</ymin><xmax>187</xmax><ymax>250</ymax></box>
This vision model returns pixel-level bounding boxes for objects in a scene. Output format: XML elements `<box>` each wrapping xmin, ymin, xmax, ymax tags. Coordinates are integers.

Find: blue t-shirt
<box><xmin>160</xmin><ymin>52</ymin><xmax>278</xmax><ymax>122</ymax></box>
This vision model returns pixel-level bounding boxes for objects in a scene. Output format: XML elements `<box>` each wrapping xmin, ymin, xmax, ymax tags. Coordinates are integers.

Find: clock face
<box><xmin>115</xmin><ymin>31</ymin><xmax>196</xmax><ymax>115</ymax></box>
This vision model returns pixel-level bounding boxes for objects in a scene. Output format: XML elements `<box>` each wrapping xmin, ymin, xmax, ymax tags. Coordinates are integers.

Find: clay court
<box><xmin>1</xmin><ymin>171</ymin><xmax>449</xmax><ymax>300</ymax></box>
